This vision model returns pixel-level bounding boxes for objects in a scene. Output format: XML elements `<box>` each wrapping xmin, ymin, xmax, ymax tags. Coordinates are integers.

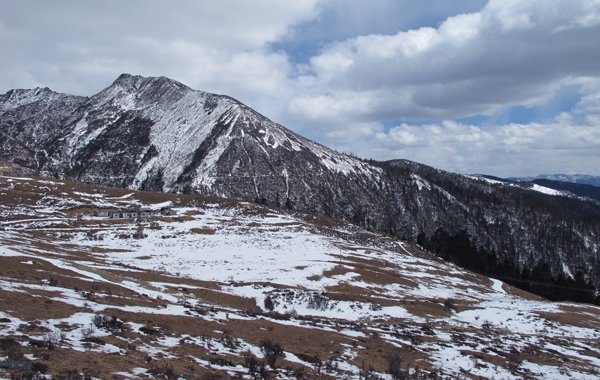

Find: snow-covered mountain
<box><xmin>475</xmin><ymin>174</ymin><xmax>600</xmax><ymax>201</ymax></box>
<box><xmin>1</xmin><ymin>74</ymin><xmax>376</xmax><ymax>196</ymax></box>
<box><xmin>1</xmin><ymin>74</ymin><xmax>600</xmax><ymax>304</ymax></box>
<box><xmin>511</xmin><ymin>174</ymin><xmax>600</xmax><ymax>188</ymax></box>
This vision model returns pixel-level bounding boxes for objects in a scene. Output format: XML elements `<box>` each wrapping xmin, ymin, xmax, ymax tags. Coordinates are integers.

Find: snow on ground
<box><xmin>65</xmin><ymin>204</ymin><xmax>494</xmax><ymax>321</ymax></box>
<box><xmin>1</xmin><ymin>175</ymin><xmax>600</xmax><ymax>379</ymax></box>
<box><xmin>531</xmin><ymin>184</ymin><xmax>564</xmax><ymax>196</ymax></box>
<box><xmin>74</xmin><ymin>208</ymin><xmax>338</xmax><ymax>288</ymax></box>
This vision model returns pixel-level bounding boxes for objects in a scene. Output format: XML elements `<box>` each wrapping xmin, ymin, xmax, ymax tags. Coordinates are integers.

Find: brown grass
<box><xmin>0</xmin><ymin>289</ymin><xmax>90</xmax><ymax>320</ymax></box>
<box><xmin>537</xmin><ymin>309</ymin><xmax>600</xmax><ymax>330</ymax></box>
<box><xmin>190</xmin><ymin>227</ymin><xmax>216</xmax><ymax>235</ymax></box>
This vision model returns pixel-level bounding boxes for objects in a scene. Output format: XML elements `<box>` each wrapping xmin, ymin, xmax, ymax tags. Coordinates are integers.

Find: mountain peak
<box><xmin>2</xmin><ymin>86</ymin><xmax>55</xmax><ymax>99</ymax></box>
<box><xmin>111</xmin><ymin>73</ymin><xmax>190</xmax><ymax>92</ymax></box>
<box><xmin>0</xmin><ymin>86</ymin><xmax>65</xmax><ymax>112</ymax></box>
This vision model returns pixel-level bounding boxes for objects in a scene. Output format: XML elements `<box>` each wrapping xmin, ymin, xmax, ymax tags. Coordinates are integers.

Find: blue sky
<box><xmin>1</xmin><ymin>0</ymin><xmax>599</xmax><ymax>176</ymax></box>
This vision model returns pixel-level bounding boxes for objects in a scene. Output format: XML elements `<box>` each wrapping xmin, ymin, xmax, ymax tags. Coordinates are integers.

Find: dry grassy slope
<box><xmin>0</xmin><ymin>175</ymin><xmax>599</xmax><ymax>379</ymax></box>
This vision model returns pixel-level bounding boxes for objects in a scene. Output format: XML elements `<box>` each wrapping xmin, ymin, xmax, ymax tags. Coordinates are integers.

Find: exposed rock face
<box><xmin>0</xmin><ymin>131</ymin><xmax>36</xmax><ymax>174</ymax></box>
<box><xmin>1</xmin><ymin>74</ymin><xmax>599</xmax><ymax>302</ymax></box>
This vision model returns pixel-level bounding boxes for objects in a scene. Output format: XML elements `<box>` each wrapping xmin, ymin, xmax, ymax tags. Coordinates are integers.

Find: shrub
<box><xmin>81</xmin><ymin>324</ymin><xmax>95</xmax><ymax>339</ymax></box>
<box><xmin>260</xmin><ymin>340</ymin><xmax>284</xmax><ymax>368</ymax></box>
<box><xmin>149</xmin><ymin>363</ymin><xmax>178</xmax><ymax>380</ymax></box>
<box><xmin>264</xmin><ymin>295</ymin><xmax>275</xmax><ymax>311</ymax></box>
<box><xmin>0</xmin><ymin>337</ymin><xmax>22</xmax><ymax>360</ymax></box>
<box><xmin>285</xmin><ymin>365</ymin><xmax>305</xmax><ymax>380</ymax></box>
<box><xmin>307</xmin><ymin>293</ymin><xmax>329</xmax><ymax>310</ymax></box>
<box><xmin>43</xmin><ymin>330</ymin><xmax>65</xmax><ymax>350</ymax></box>
<box><xmin>385</xmin><ymin>352</ymin><xmax>409</xmax><ymax>380</ymax></box>
<box><xmin>244</xmin><ymin>354</ymin><xmax>267</xmax><ymax>378</ymax></box>
<box><xmin>139</xmin><ymin>326</ymin><xmax>160</xmax><ymax>335</ymax></box>
<box><xmin>264</xmin><ymin>310</ymin><xmax>295</xmax><ymax>320</ymax></box>
<box><xmin>443</xmin><ymin>298</ymin><xmax>456</xmax><ymax>312</ymax></box>
<box><xmin>359</xmin><ymin>362</ymin><xmax>378</xmax><ymax>379</ymax></box>
<box><xmin>507</xmin><ymin>349</ymin><xmax>522</xmax><ymax>374</ymax></box>
<box><xmin>92</xmin><ymin>314</ymin><xmax>125</xmax><ymax>332</ymax></box>
<box><xmin>31</xmin><ymin>361</ymin><xmax>49</xmax><ymax>374</ymax></box>
<box><xmin>420</xmin><ymin>323</ymin><xmax>435</xmax><ymax>336</ymax></box>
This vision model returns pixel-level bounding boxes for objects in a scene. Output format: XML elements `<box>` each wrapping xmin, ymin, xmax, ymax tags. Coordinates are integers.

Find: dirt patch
<box><xmin>537</xmin><ymin>310</ymin><xmax>600</xmax><ymax>330</ymax></box>
<box><xmin>350</xmin><ymin>334</ymin><xmax>431</xmax><ymax>374</ymax></box>
<box><xmin>503</xmin><ymin>284</ymin><xmax>545</xmax><ymax>301</ymax></box>
<box><xmin>190</xmin><ymin>227</ymin><xmax>216</xmax><ymax>235</ymax></box>
<box><xmin>322</xmin><ymin>264</ymin><xmax>354</xmax><ymax>278</ymax></box>
<box><xmin>0</xmin><ymin>289</ymin><xmax>90</xmax><ymax>320</ymax></box>
<box><xmin>168</xmin><ymin>286</ymin><xmax>260</xmax><ymax>313</ymax></box>
<box><xmin>328</xmin><ymin>254</ymin><xmax>416</xmax><ymax>287</ymax></box>
<box><xmin>133</xmin><ymin>255</ymin><xmax>153</xmax><ymax>260</ymax></box>
<box><xmin>225</xmin><ymin>318</ymin><xmax>351</xmax><ymax>363</ymax></box>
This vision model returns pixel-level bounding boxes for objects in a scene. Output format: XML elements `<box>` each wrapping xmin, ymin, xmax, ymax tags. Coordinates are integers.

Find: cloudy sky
<box><xmin>1</xmin><ymin>0</ymin><xmax>600</xmax><ymax>176</ymax></box>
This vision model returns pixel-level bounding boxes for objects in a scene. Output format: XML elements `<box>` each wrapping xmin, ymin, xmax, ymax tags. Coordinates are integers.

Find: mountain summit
<box><xmin>1</xmin><ymin>74</ymin><xmax>600</xmax><ymax>303</ymax></box>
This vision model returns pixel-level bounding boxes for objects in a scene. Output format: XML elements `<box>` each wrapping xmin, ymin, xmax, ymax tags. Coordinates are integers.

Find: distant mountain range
<box><xmin>478</xmin><ymin>175</ymin><xmax>600</xmax><ymax>203</ymax></box>
<box><xmin>1</xmin><ymin>74</ymin><xmax>599</xmax><ymax>304</ymax></box>
<box><xmin>510</xmin><ymin>174</ymin><xmax>600</xmax><ymax>188</ymax></box>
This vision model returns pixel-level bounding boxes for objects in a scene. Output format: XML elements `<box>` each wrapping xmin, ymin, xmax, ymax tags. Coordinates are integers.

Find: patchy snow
<box><xmin>562</xmin><ymin>262</ymin><xmax>575</xmax><ymax>280</ymax></box>
<box><xmin>520</xmin><ymin>361</ymin><xmax>596</xmax><ymax>379</ymax></box>
<box><xmin>490</xmin><ymin>278</ymin><xmax>506</xmax><ymax>294</ymax></box>
<box><xmin>1</xmin><ymin>175</ymin><xmax>600</xmax><ymax>379</ymax></box>
<box><xmin>411</xmin><ymin>174</ymin><xmax>431</xmax><ymax>191</ymax></box>
<box><xmin>144</xmin><ymin>201</ymin><xmax>173</xmax><ymax>211</ymax></box>
<box><xmin>531</xmin><ymin>184</ymin><xmax>564</xmax><ymax>196</ymax></box>
<box><xmin>73</xmin><ymin>207</ymin><xmax>338</xmax><ymax>289</ymax></box>
<box><xmin>105</xmin><ymin>193</ymin><xmax>135</xmax><ymax>200</ymax></box>
<box><xmin>131</xmin><ymin>90</ymin><xmax>238</xmax><ymax>190</ymax></box>
<box><xmin>464</xmin><ymin>175</ymin><xmax>507</xmax><ymax>185</ymax></box>
<box><xmin>0</xmin><ymin>245</ymin><xmax>24</xmax><ymax>256</ymax></box>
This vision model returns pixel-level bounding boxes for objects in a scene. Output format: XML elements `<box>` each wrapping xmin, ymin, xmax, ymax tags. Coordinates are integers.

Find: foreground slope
<box><xmin>1</xmin><ymin>74</ymin><xmax>600</xmax><ymax>303</ymax></box>
<box><xmin>1</xmin><ymin>175</ymin><xmax>599</xmax><ymax>379</ymax></box>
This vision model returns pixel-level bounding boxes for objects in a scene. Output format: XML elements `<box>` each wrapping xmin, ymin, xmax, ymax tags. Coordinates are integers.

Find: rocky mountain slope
<box><xmin>1</xmin><ymin>175</ymin><xmax>599</xmax><ymax>379</ymax></box>
<box><xmin>1</xmin><ymin>74</ymin><xmax>599</xmax><ymax>304</ymax></box>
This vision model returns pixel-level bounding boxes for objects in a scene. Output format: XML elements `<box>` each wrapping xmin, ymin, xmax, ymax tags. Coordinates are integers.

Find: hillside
<box><xmin>1</xmin><ymin>175</ymin><xmax>600</xmax><ymax>379</ymax></box>
<box><xmin>1</xmin><ymin>75</ymin><xmax>600</xmax><ymax>304</ymax></box>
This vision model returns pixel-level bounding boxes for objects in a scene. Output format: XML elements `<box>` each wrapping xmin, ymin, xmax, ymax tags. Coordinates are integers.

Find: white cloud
<box><xmin>321</xmin><ymin>88</ymin><xmax>600</xmax><ymax>176</ymax></box>
<box><xmin>291</xmin><ymin>0</ymin><xmax>600</xmax><ymax>122</ymax></box>
<box><xmin>0</xmin><ymin>0</ymin><xmax>318</xmax><ymax>101</ymax></box>
<box><xmin>2</xmin><ymin>0</ymin><xmax>600</xmax><ymax>176</ymax></box>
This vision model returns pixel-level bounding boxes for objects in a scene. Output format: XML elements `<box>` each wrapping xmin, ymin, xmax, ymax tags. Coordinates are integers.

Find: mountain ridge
<box><xmin>1</xmin><ymin>74</ymin><xmax>599</xmax><ymax>304</ymax></box>
<box><xmin>510</xmin><ymin>174</ymin><xmax>600</xmax><ymax>188</ymax></box>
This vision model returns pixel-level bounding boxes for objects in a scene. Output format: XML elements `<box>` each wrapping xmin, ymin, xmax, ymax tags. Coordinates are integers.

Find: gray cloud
<box><xmin>1</xmin><ymin>0</ymin><xmax>599</xmax><ymax>176</ymax></box>
<box><xmin>293</xmin><ymin>0</ymin><xmax>600</xmax><ymax>121</ymax></box>
<box><xmin>321</xmin><ymin>82</ymin><xmax>600</xmax><ymax>176</ymax></box>
<box><xmin>0</xmin><ymin>0</ymin><xmax>318</xmax><ymax>98</ymax></box>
